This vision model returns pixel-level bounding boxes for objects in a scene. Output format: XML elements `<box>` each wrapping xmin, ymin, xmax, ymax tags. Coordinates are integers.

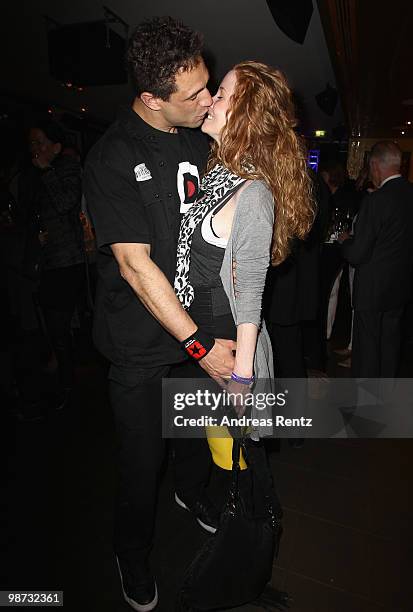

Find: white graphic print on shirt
<box><xmin>177</xmin><ymin>161</ymin><xmax>200</xmax><ymax>213</ymax></box>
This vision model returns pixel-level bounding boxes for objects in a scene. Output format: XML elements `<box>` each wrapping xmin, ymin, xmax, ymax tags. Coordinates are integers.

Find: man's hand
<box><xmin>38</xmin><ymin>231</ymin><xmax>49</xmax><ymax>246</ymax></box>
<box><xmin>337</xmin><ymin>231</ymin><xmax>351</xmax><ymax>244</ymax></box>
<box><xmin>32</xmin><ymin>153</ymin><xmax>52</xmax><ymax>170</ymax></box>
<box><xmin>199</xmin><ymin>338</ymin><xmax>236</xmax><ymax>386</ymax></box>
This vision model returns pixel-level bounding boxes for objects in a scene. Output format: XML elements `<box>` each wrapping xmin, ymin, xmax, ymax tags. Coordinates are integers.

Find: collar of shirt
<box><xmin>379</xmin><ymin>174</ymin><xmax>402</xmax><ymax>188</ymax></box>
<box><xmin>117</xmin><ymin>105</ymin><xmax>187</xmax><ymax>142</ymax></box>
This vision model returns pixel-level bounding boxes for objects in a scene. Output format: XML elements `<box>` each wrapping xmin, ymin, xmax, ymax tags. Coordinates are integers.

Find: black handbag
<box><xmin>176</xmin><ymin>437</ymin><xmax>284</xmax><ymax>611</ymax></box>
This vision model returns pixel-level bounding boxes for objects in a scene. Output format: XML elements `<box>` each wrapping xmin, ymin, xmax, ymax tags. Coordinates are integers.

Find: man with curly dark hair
<box><xmin>126</xmin><ymin>15</ymin><xmax>204</xmax><ymax>103</ymax></box>
<box><xmin>84</xmin><ymin>16</ymin><xmax>236</xmax><ymax>611</ymax></box>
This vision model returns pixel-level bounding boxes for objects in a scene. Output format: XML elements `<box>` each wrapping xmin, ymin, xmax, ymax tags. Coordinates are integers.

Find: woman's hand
<box><xmin>225</xmin><ymin>378</ymin><xmax>253</xmax><ymax>417</ymax></box>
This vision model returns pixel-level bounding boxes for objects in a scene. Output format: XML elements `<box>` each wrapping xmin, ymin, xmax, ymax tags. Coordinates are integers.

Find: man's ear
<box><xmin>53</xmin><ymin>143</ymin><xmax>62</xmax><ymax>156</ymax></box>
<box><xmin>140</xmin><ymin>91</ymin><xmax>163</xmax><ymax>111</ymax></box>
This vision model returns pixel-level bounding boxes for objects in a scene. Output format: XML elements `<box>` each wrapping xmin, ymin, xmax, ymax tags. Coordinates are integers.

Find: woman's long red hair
<box><xmin>207</xmin><ymin>60</ymin><xmax>314</xmax><ymax>265</ymax></box>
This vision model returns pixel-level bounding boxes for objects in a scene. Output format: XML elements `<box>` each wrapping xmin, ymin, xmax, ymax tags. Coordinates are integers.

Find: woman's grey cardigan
<box><xmin>219</xmin><ymin>180</ymin><xmax>275</xmax><ymax>437</ymax></box>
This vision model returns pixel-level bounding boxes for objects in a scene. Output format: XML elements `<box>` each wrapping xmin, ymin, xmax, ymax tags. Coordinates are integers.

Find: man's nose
<box><xmin>200</xmin><ymin>89</ymin><xmax>213</xmax><ymax>107</ymax></box>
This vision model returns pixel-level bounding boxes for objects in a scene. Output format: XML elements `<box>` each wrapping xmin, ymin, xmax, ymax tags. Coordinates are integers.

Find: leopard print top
<box><xmin>174</xmin><ymin>163</ymin><xmax>246</xmax><ymax>309</ymax></box>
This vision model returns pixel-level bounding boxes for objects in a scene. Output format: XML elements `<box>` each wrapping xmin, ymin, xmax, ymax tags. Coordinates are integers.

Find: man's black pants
<box><xmin>109</xmin><ymin>363</ymin><xmax>211</xmax><ymax>566</ymax></box>
<box><xmin>352</xmin><ymin>308</ymin><xmax>404</xmax><ymax>377</ymax></box>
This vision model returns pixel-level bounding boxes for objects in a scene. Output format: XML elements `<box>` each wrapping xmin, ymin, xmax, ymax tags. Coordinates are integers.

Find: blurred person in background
<box><xmin>28</xmin><ymin>119</ymin><xmax>85</xmax><ymax>408</ymax></box>
<box><xmin>315</xmin><ymin>160</ymin><xmax>358</xmax><ymax>374</ymax></box>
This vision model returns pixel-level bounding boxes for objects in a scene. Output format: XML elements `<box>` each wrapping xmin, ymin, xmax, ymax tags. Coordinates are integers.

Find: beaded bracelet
<box><xmin>231</xmin><ymin>372</ymin><xmax>255</xmax><ymax>385</ymax></box>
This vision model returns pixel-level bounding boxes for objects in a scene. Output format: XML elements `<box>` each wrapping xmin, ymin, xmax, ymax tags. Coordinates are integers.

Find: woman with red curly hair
<box><xmin>175</xmin><ymin>61</ymin><xmax>314</xmax><ymax>468</ymax></box>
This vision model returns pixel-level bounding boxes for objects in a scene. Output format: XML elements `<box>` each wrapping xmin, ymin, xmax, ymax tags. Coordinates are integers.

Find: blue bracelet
<box><xmin>231</xmin><ymin>372</ymin><xmax>255</xmax><ymax>385</ymax></box>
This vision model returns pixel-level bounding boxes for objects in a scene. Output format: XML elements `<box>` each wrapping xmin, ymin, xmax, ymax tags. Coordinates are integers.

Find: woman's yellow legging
<box><xmin>205</xmin><ymin>426</ymin><xmax>247</xmax><ymax>470</ymax></box>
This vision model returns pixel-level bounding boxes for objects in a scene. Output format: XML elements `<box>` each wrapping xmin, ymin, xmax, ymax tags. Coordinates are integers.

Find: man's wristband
<box><xmin>181</xmin><ymin>328</ymin><xmax>215</xmax><ymax>361</ymax></box>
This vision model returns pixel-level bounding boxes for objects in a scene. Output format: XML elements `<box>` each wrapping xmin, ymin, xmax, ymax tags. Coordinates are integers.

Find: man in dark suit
<box><xmin>339</xmin><ymin>141</ymin><xmax>413</xmax><ymax>377</ymax></box>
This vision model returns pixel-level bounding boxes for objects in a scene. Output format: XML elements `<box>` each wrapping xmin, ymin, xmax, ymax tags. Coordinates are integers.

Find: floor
<box><xmin>4</xmin><ymin>289</ymin><xmax>413</xmax><ymax>611</ymax></box>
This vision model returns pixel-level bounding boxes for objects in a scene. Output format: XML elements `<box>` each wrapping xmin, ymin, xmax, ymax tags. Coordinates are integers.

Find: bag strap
<box><xmin>231</xmin><ymin>437</ymin><xmax>242</xmax><ymax>468</ymax></box>
<box><xmin>226</xmin><ymin>438</ymin><xmax>242</xmax><ymax>516</ymax></box>
<box><xmin>246</xmin><ymin>440</ymin><xmax>283</xmax><ymax>518</ymax></box>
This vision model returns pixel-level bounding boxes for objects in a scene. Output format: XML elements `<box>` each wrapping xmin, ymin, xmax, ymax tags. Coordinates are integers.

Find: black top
<box><xmin>26</xmin><ymin>156</ymin><xmax>84</xmax><ymax>270</ymax></box>
<box><xmin>84</xmin><ymin>106</ymin><xmax>209</xmax><ymax>367</ymax></box>
<box><xmin>189</xmin><ymin>199</ymin><xmax>231</xmax><ymax>317</ymax></box>
<box><xmin>264</xmin><ymin>171</ymin><xmax>329</xmax><ymax>325</ymax></box>
<box><xmin>189</xmin><ymin>199</ymin><xmax>227</xmax><ymax>285</ymax></box>
<box><xmin>330</xmin><ymin>183</ymin><xmax>359</xmax><ymax>218</ymax></box>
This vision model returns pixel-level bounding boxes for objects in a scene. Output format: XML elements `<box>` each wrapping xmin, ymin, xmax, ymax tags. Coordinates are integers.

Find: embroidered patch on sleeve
<box><xmin>134</xmin><ymin>163</ymin><xmax>152</xmax><ymax>182</ymax></box>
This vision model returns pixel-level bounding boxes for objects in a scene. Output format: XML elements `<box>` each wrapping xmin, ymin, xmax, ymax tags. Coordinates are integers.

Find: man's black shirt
<box><xmin>84</xmin><ymin>106</ymin><xmax>209</xmax><ymax>368</ymax></box>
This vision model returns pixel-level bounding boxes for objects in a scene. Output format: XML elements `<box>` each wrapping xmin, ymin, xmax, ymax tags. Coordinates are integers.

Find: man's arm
<box><xmin>111</xmin><ymin>242</ymin><xmax>235</xmax><ymax>381</ymax></box>
<box><xmin>340</xmin><ymin>196</ymin><xmax>377</xmax><ymax>266</ymax></box>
